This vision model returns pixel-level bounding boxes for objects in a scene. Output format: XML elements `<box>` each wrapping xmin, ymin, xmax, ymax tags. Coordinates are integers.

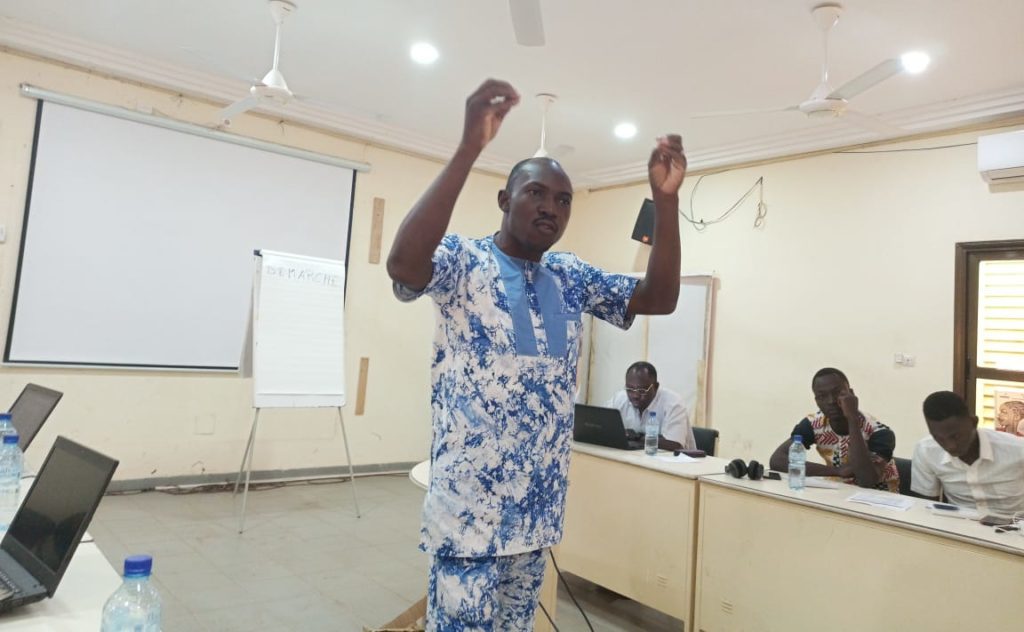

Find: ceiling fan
<box><xmin>693</xmin><ymin>3</ymin><xmax>930</xmax><ymax>136</ymax></box>
<box><xmin>216</xmin><ymin>0</ymin><xmax>298</xmax><ymax>125</ymax></box>
<box><xmin>509</xmin><ymin>0</ymin><xmax>545</xmax><ymax>46</ymax></box>
<box><xmin>532</xmin><ymin>93</ymin><xmax>574</xmax><ymax>160</ymax></box>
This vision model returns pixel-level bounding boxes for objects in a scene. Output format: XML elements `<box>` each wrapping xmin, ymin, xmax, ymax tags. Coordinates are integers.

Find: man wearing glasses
<box><xmin>609</xmin><ymin>361</ymin><xmax>695</xmax><ymax>452</ymax></box>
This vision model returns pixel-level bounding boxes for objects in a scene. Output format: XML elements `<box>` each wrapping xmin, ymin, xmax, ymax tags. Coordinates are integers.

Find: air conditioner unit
<box><xmin>978</xmin><ymin>130</ymin><xmax>1024</xmax><ymax>184</ymax></box>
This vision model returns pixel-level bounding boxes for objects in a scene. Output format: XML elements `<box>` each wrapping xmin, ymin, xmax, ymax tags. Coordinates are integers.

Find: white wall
<box><xmin>0</xmin><ymin>51</ymin><xmax>504</xmax><ymax>480</ymax></box>
<box><xmin>563</xmin><ymin>128</ymin><xmax>1024</xmax><ymax>462</ymax></box>
<box><xmin>4</xmin><ymin>50</ymin><xmax>1021</xmax><ymax>480</ymax></box>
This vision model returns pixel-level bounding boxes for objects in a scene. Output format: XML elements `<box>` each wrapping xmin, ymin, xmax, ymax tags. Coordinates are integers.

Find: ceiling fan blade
<box><xmin>690</xmin><ymin>105</ymin><xmax>797</xmax><ymax>119</ymax></box>
<box><xmin>216</xmin><ymin>95</ymin><xmax>259</xmax><ymax>123</ymax></box>
<box><xmin>509</xmin><ymin>0</ymin><xmax>545</xmax><ymax>46</ymax></box>
<box><xmin>842</xmin><ymin>109</ymin><xmax>906</xmax><ymax>137</ymax></box>
<box><xmin>828</xmin><ymin>58</ymin><xmax>902</xmax><ymax>101</ymax></box>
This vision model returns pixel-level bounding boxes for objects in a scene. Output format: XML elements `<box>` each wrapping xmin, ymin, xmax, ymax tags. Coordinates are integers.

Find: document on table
<box><xmin>656</xmin><ymin>453</ymin><xmax>698</xmax><ymax>463</ymax></box>
<box><xmin>923</xmin><ymin>502</ymin><xmax>981</xmax><ymax>520</ymax></box>
<box><xmin>847</xmin><ymin>491</ymin><xmax>915</xmax><ymax>511</ymax></box>
<box><xmin>803</xmin><ymin>477</ymin><xmax>841</xmax><ymax>489</ymax></box>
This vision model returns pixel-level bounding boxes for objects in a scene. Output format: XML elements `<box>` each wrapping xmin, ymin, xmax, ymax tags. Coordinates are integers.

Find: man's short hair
<box><xmin>812</xmin><ymin>367</ymin><xmax>848</xmax><ymax>386</ymax></box>
<box><xmin>504</xmin><ymin>157</ymin><xmax>564</xmax><ymax>192</ymax></box>
<box><xmin>626</xmin><ymin>361</ymin><xmax>657</xmax><ymax>381</ymax></box>
<box><xmin>923</xmin><ymin>391</ymin><xmax>969</xmax><ymax>422</ymax></box>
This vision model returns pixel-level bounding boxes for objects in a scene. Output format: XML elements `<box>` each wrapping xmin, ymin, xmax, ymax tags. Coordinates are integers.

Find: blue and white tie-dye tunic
<box><xmin>396</xmin><ymin>234</ymin><xmax>638</xmax><ymax>558</ymax></box>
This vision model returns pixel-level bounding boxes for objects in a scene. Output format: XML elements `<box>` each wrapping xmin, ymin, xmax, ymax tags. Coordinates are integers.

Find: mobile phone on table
<box><xmin>980</xmin><ymin>514</ymin><xmax>1014</xmax><ymax>527</ymax></box>
<box><xmin>673</xmin><ymin>449</ymin><xmax>706</xmax><ymax>458</ymax></box>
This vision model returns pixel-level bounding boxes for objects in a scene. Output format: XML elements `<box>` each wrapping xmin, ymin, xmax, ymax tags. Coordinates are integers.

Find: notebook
<box><xmin>573</xmin><ymin>404</ymin><xmax>644</xmax><ymax>450</ymax></box>
<box><xmin>0</xmin><ymin>436</ymin><xmax>118</xmax><ymax>612</ymax></box>
<box><xmin>8</xmin><ymin>384</ymin><xmax>63</xmax><ymax>451</ymax></box>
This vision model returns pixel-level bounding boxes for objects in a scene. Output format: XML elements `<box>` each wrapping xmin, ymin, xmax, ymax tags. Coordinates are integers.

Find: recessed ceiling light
<box><xmin>900</xmin><ymin>51</ymin><xmax>930</xmax><ymax>74</ymax></box>
<box><xmin>614</xmin><ymin>122</ymin><xmax>637</xmax><ymax>139</ymax></box>
<box><xmin>410</xmin><ymin>42</ymin><xmax>439</xmax><ymax>65</ymax></box>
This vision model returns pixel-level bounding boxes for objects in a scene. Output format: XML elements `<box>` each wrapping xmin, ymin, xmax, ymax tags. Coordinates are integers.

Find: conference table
<box><xmin>559</xmin><ymin>443</ymin><xmax>732</xmax><ymax>630</ymax></box>
<box><xmin>1</xmin><ymin>542</ymin><xmax>120</xmax><ymax>631</ymax></box>
<box><xmin>695</xmin><ymin>475</ymin><xmax>1024</xmax><ymax>631</ymax></box>
<box><xmin>0</xmin><ymin>474</ymin><xmax>121</xmax><ymax>630</ymax></box>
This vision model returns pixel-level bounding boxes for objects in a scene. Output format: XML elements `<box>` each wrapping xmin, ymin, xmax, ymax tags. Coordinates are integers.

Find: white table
<box><xmin>695</xmin><ymin>474</ymin><xmax>1024</xmax><ymax>631</ymax></box>
<box><xmin>560</xmin><ymin>443</ymin><xmax>733</xmax><ymax>629</ymax></box>
<box><xmin>409</xmin><ymin>459</ymin><xmax>429</xmax><ymax>491</ymax></box>
<box><xmin>0</xmin><ymin>542</ymin><xmax>121</xmax><ymax>631</ymax></box>
<box><xmin>0</xmin><ymin>474</ymin><xmax>122</xmax><ymax>630</ymax></box>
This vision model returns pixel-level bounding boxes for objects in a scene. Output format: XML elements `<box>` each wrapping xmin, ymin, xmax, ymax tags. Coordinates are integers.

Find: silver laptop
<box><xmin>0</xmin><ymin>436</ymin><xmax>117</xmax><ymax>612</ymax></box>
<box><xmin>9</xmin><ymin>384</ymin><xmax>63</xmax><ymax>451</ymax></box>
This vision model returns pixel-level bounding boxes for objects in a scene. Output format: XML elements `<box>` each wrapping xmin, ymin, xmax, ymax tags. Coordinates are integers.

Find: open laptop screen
<box><xmin>9</xmin><ymin>384</ymin><xmax>63</xmax><ymax>450</ymax></box>
<box><xmin>3</xmin><ymin>437</ymin><xmax>117</xmax><ymax>595</ymax></box>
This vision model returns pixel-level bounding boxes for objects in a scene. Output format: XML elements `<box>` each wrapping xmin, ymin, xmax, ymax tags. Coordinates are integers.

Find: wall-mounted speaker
<box><xmin>631</xmin><ymin>198</ymin><xmax>655</xmax><ymax>245</ymax></box>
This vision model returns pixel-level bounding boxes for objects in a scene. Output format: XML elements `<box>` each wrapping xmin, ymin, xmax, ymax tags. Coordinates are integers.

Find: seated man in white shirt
<box><xmin>608</xmin><ymin>361</ymin><xmax>695</xmax><ymax>452</ymax></box>
<box><xmin>912</xmin><ymin>390</ymin><xmax>1024</xmax><ymax>516</ymax></box>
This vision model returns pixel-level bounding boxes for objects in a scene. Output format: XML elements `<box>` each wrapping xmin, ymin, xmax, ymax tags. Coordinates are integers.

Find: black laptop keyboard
<box><xmin>0</xmin><ymin>567</ymin><xmax>20</xmax><ymax>600</ymax></box>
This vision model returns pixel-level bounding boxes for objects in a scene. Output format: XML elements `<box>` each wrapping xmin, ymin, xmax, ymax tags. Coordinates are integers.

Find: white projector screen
<box><xmin>6</xmin><ymin>101</ymin><xmax>356</xmax><ymax>370</ymax></box>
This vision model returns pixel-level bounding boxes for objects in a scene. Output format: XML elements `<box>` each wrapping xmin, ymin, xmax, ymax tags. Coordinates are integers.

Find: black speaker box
<box><xmin>631</xmin><ymin>198</ymin><xmax>655</xmax><ymax>245</ymax></box>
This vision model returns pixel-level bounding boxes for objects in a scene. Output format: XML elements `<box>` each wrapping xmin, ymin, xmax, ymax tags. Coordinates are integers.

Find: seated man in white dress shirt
<box><xmin>608</xmin><ymin>361</ymin><xmax>695</xmax><ymax>452</ymax></box>
<box><xmin>912</xmin><ymin>390</ymin><xmax>1024</xmax><ymax>516</ymax></box>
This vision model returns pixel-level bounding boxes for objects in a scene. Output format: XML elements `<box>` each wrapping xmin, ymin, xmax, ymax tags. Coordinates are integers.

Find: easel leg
<box><xmin>237</xmin><ymin>408</ymin><xmax>261</xmax><ymax>534</ymax></box>
<box><xmin>337</xmin><ymin>408</ymin><xmax>361</xmax><ymax>518</ymax></box>
<box><xmin>234</xmin><ymin>409</ymin><xmax>260</xmax><ymax>495</ymax></box>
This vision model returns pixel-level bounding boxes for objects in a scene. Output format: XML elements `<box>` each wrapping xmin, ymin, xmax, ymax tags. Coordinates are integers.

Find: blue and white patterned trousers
<box><xmin>427</xmin><ymin>549</ymin><xmax>547</xmax><ymax>631</ymax></box>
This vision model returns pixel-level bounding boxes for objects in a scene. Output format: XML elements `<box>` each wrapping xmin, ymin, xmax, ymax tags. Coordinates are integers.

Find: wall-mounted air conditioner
<box><xmin>978</xmin><ymin>130</ymin><xmax>1024</xmax><ymax>184</ymax></box>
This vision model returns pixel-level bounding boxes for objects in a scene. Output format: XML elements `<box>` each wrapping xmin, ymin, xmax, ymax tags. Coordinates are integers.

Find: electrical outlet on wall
<box><xmin>894</xmin><ymin>353</ymin><xmax>916</xmax><ymax>367</ymax></box>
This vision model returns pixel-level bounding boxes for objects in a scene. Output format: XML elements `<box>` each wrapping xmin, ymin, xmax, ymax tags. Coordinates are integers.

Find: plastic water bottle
<box><xmin>788</xmin><ymin>435</ymin><xmax>806</xmax><ymax>491</ymax></box>
<box><xmin>0</xmin><ymin>432</ymin><xmax>22</xmax><ymax>532</ymax></box>
<box><xmin>644</xmin><ymin>411</ymin><xmax>659</xmax><ymax>456</ymax></box>
<box><xmin>101</xmin><ymin>555</ymin><xmax>162</xmax><ymax>632</ymax></box>
<box><xmin>0</xmin><ymin>413</ymin><xmax>12</xmax><ymax>438</ymax></box>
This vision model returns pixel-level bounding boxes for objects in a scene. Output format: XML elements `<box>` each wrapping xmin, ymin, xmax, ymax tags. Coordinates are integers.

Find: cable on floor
<box><xmin>549</xmin><ymin>548</ymin><xmax>595</xmax><ymax>632</ymax></box>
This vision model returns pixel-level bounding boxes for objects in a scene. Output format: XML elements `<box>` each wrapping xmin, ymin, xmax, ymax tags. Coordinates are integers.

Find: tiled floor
<box><xmin>89</xmin><ymin>474</ymin><xmax>681</xmax><ymax>631</ymax></box>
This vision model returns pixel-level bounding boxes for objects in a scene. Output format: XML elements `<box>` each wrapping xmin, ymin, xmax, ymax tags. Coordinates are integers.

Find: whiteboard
<box><xmin>250</xmin><ymin>251</ymin><xmax>346</xmax><ymax>409</ymax></box>
<box><xmin>6</xmin><ymin>101</ymin><xmax>355</xmax><ymax>369</ymax></box>
<box><xmin>585</xmin><ymin>275</ymin><xmax>714</xmax><ymax>424</ymax></box>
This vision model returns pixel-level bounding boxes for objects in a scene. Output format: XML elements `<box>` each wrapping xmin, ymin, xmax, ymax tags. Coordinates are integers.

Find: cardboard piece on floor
<box><xmin>364</xmin><ymin>596</ymin><xmax>426</xmax><ymax>632</ymax></box>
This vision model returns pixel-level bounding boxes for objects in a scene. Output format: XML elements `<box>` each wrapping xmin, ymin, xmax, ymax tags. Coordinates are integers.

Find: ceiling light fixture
<box><xmin>410</xmin><ymin>42</ymin><xmax>439</xmax><ymax>65</ymax></box>
<box><xmin>900</xmin><ymin>51</ymin><xmax>930</xmax><ymax>74</ymax></box>
<box><xmin>614</xmin><ymin>122</ymin><xmax>637</xmax><ymax>139</ymax></box>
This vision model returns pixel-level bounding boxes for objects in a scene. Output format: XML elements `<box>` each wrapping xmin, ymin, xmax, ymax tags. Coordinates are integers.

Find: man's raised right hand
<box><xmin>460</xmin><ymin>79</ymin><xmax>520</xmax><ymax>154</ymax></box>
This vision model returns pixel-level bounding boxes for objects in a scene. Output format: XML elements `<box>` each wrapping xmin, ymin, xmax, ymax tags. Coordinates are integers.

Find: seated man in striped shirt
<box><xmin>769</xmin><ymin>367</ymin><xmax>900</xmax><ymax>492</ymax></box>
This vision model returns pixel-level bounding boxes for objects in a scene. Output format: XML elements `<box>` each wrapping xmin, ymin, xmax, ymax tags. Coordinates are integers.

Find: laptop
<box><xmin>8</xmin><ymin>384</ymin><xmax>63</xmax><ymax>451</ymax></box>
<box><xmin>0</xmin><ymin>436</ymin><xmax>118</xmax><ymax>612</ymax></box>
<box><xmin>573</xmin><ymin>404</ymin><xmax>644</xmax><ymax>450</ymax></box>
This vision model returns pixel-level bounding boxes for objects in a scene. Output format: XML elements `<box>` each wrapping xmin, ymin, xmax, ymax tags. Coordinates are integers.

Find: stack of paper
<box><xmin>655</xmin><ymin>453</ymin><xmax>698</xmax><ymax>464</ymax></box>
<box><xmin>847</xmin><ymin>491</ymin><xmax>915</xmax><ymax>511</ymax></box>
<box><xmin>803</xmin><ymin>477</ymin><xmax>841</xmax><ymax>489</ymax></box>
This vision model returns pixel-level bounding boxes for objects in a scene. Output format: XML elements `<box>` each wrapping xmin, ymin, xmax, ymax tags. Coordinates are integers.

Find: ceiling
<box><xmin>2</xmin><ymin>0</ymin><xmax>1023</xmax><ymax>187</ymax></box>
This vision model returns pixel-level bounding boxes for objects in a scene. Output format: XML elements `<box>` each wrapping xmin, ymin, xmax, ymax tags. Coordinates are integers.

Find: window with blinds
<box><xmin>976</xmin><ymin>260</ymin><xmax>1024</xmax><ymax>371</ymax></box>
<box><xmin>956</xmin><ymin>242</ymin><xmax>1024</xmax><ymax>430</ymax></box>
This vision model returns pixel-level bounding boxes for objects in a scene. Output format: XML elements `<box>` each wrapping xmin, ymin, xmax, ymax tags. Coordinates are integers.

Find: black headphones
<box><xmin>725</xmin><ymin>459</ymin><xmax>764</xmax><ymax>480</ymax></box>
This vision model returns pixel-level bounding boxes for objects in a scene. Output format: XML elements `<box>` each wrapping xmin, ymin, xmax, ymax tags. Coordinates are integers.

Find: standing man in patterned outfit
<box><xmin>387</xmin><ymin>78</ymin><xmax>686</xmax><ymax>631</ymax></box>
